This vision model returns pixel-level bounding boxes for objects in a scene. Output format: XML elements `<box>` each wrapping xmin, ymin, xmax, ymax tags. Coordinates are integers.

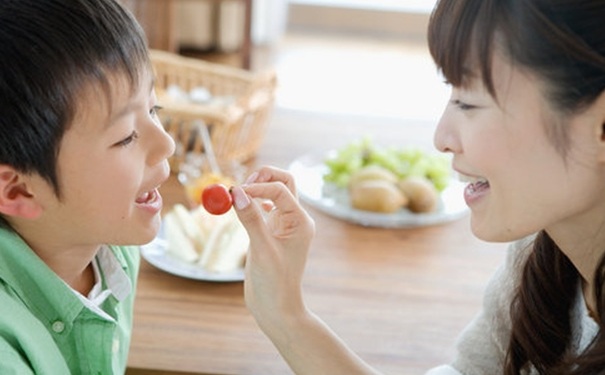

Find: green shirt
<box><xmin>0</xmin><ymin>228</ymin><xmax>140</xmax><ymax>374</ymax></box>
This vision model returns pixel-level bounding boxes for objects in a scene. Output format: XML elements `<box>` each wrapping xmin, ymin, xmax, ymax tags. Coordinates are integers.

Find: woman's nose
<box><xmin>433</xmin><ymin>109</ymin><xmax>460</xmax><ymax>154</ymax></box>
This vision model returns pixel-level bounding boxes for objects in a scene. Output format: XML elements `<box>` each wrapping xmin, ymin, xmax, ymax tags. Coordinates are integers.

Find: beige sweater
<box><xmin>427</xmin><ymin>236</ymin><xmax>599</xmax><ymax>375</ymax></box>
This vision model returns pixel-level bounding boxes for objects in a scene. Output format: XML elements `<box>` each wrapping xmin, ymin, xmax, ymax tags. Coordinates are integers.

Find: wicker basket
<box><xmin>150</xmin><ymin>50</ymin><xmax>277</xmax><ymax>172</ymax></box>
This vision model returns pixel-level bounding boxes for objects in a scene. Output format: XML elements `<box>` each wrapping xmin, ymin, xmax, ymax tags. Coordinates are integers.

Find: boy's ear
<box><xmin>0</xmin><ymin>165</ymin><xmax>43</xmax><ymax>219</ymax></box>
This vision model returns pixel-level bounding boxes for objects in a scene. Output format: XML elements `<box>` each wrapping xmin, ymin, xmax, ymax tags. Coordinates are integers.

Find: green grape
<box><xmin>322</xmin><ymin>138</ymin><xmax>451</xmax><ymax>191</ymax></box>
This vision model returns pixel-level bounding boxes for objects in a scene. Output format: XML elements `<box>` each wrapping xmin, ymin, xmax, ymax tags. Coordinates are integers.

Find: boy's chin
<box><xmin>118</xmin><ymin>223</ymin><xmax>162</xmax><ymax>246</ymax></box>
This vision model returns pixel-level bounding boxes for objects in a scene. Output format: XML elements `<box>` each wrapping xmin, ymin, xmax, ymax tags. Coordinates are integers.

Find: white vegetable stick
<box><xmin>172</xmin><ymin>204</ymin><xmax>204</xmax><ymax>251</ymax></box>
<box><xmin>197</xmin><ymin>209</ymin><xmax>249</xmax><ymax>272</ymax></box>
<box><xmin>164</xmin><ymin>212</ymin><xmax>199</xmax><ymax>263</ymax></box>
<box><xmin>197</xmin><ymin>215</ymin><xmax>231</xmax><ymax>268</ymax></box>
<box><xmin>205</xmin><ymin>219</ymin><xmax>249</xmax><ymax>273</ymax></box>
<box><xmin>190</xmin><ymin>206</ymin><xmax>221</xmax><ymax>239</ymax></box>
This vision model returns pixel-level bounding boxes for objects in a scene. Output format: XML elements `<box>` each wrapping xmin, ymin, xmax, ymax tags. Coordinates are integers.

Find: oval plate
<box><xmin>288</xmin><ymin>151</ymin><xmax>469</xmax><ymax>228</ymax></box>
<box><xmin>140</xmin><ymin>224</ymin><xmax>244</xmax><ymax>282</ymax></box>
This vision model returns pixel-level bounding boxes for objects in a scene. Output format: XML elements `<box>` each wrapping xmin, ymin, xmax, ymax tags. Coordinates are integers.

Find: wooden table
<box><xmin>127</xmin><ymin>108</ymin><xmax>508</xmax><ymax>375</ymax></box>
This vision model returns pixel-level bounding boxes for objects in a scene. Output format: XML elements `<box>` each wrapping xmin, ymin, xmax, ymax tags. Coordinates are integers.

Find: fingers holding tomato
<box><xmin>236</xmin><ymin>168</ymin><xmax>315</xmax><ymax>241</ymax></box>
<box><xmin>201</xmin><ymin>167</ymin><xmax>300</xmax><ymax>216</ymax></box>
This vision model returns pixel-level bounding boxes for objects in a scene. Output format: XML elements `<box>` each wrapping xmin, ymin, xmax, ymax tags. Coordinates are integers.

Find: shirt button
<box><xmin>51</xmin><ymin>320</ymin><xmax>65</xmax><ymax>333</ymax></box>
<box><xmin>112</xmin><ymin>339</ymin><xmax>120</xmax><ymax>354</ymax></box>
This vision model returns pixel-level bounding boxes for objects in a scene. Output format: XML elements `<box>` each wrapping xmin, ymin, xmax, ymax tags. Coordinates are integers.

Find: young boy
<box><xmin>0</xmin><ymin>1</ymin><xmax>175</xmax><ymax>373</ymax></box>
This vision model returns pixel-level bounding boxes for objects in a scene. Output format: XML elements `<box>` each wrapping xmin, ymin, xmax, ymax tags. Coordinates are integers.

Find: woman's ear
<box><xmin>594</xmin><ymin>90</ymin><xmax>605</xmax><ymax>161</ymax></box>
<box><xmin>0</xmin><ymin>165</ymin><xmax>43</xmax><ymax>219</ymax></box>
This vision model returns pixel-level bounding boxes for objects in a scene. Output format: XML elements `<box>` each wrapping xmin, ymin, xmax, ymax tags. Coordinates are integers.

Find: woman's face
<box><xmin>434</xmin><ymin>52</ymin><xmax>605</xmax><ymax>244</ymax></box>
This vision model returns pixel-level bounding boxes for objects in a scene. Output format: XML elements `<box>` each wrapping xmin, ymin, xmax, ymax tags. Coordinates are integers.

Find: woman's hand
<box><xmin>231</xmin><ymin>166</ymin><xmax>315</xmax><ymax>333</ymax></box>
<box><xmin>232</xmin><ymin>166</ymin><xmax>381</xmax><ymax>375</ymax></box>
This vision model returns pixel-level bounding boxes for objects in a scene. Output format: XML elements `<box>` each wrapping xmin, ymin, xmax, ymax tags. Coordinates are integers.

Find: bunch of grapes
<box><xmin>323</xmin><ymin>137</ymin><xmax>451</xmax><ymax>192</ymax></box>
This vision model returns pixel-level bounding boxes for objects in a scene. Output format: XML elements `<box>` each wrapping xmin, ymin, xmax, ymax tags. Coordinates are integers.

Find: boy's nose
<box><xmin>159</xmin><ymin>126</ymin><xmax>176</xmax><ymax>161</ymax></box>
<box><xmin>149</xmin><ymin>120</ymin><xmax>176</xmax><ymax>166</ymax></box>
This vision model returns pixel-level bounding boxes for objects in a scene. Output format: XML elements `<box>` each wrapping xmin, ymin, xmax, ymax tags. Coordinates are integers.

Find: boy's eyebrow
<box><xmin>108</xmin><ymin>77</ymin><xmax>156</xmax><ymax>127</ymax></box>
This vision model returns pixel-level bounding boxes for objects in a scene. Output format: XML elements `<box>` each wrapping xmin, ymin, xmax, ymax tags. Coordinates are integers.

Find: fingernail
<box><xmin>244</xmin><ymin>171</ymin><xmax>259</xmax><ymax>185</ymax></box>
<box><xmin>231</xmin><ymin>186</ymin><xmax>251</xmax><ymax>209</ymax></box>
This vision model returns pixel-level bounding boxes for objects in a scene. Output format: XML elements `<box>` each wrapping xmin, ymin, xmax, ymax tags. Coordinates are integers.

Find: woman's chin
<box><xmin>470</xmin><ymin>219</ymin><xmax>530</xmax><ymax>243</ymax></box>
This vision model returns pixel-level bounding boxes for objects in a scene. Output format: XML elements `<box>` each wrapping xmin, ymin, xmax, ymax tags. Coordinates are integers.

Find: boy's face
<box><xmin>32</xmin><ymin>67</ymin><xmax>175</xmax><ymax>247</ymax></box>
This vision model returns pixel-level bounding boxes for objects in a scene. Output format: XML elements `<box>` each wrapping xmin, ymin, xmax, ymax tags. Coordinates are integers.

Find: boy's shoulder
<box><xmin>0</xmin><ymin>239</ymin><xmax>140</xmax><ymax>374</ymax></box>
<box><xmin>0</xmin><ymin>284</ymin><xmax>71</xmax><ymax>374</ymax></box>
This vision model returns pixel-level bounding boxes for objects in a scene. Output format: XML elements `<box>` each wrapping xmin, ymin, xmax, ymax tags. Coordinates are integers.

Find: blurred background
<box><xmin>121</xmin><ymin>0</ymin><xmax>448</xmax><ymax>123</ymax></box>
<box><xmin>120</xmin><ymin>5</ymin><xmax>504</xmax><ymax>374</ymax></box>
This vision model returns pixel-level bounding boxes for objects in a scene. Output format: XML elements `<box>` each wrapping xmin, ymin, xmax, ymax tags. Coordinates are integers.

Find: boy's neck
<box><xmin>39</xmin><ymin>251</ymin><xmax>97</xmax><ymax>295</ymax></box>
<box><xmin>68</xmin><ymin>262</ymin><xmax>96</xmax><ymax>296</ymax></box>
<box><xmin>10</xmin><ymin>221</ymin><xmax>101</xmax><ymax>294</ymax></box>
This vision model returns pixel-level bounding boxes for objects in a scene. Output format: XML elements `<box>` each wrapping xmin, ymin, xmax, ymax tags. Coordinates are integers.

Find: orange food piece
<box><xmin>185</xmin><ymin>173</ymin><xmax>234</xmax><ymax>205</ymax></box>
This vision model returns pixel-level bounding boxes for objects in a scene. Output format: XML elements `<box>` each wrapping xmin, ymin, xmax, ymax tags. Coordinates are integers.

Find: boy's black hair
<box><xmin>0</xmin><ymin>0</ymin><xmax>150</xmax><ymax>228</ymax></box>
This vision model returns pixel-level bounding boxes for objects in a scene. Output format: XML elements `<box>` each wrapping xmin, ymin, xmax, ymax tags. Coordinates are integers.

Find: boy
<box><xmin>0</xmin><ymin>0</ymin><xmax>174</xmax><ymax>373</ymax></box>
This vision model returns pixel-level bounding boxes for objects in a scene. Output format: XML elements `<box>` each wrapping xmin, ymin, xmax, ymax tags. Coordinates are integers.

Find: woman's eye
<box><xmin>114</xmin><ymin>131</ymin><xmax>139</xmax><ymax>147</ymax></box>
<box><xmin>451</xmin><ymin>99</ymin><xmax>476</xmax><ymax>111</ymax></box>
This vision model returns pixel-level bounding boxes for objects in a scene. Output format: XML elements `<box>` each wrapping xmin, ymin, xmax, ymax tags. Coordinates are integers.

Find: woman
<box><xmin>231</xmin><ymin>0</ymin><xmax>605</xmax><ymax>373</ymax></box>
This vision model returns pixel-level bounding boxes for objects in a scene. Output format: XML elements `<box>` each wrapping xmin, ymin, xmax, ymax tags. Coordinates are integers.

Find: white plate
<box><xmin>288</xmin><ymin>151</ymin><xmax>469</xmax><ymax>228</ymax></box>
<box><xmin>140</xmin><ymin>225</ymin><xmax>245</xmax><ymax>282</ymax></box>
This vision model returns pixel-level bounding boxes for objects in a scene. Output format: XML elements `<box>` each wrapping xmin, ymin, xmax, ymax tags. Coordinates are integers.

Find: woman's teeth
<box><xmin>458</xmin><ymin>173</ymin><xmax>489</xmax><ymax>188</ymax></box>
<box><xmin>467</xmin><ymin>179</ymin><xmax>489</xmax><ymax>193</ymax></box>
<box><xmin>458</xmin><ymin>173</ymin><xmax>486</xmax><ymax>184</ymax></box>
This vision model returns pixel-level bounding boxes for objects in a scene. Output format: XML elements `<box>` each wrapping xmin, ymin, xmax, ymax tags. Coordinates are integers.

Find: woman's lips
<box><xmin>463</xmin><ymin>179</ymin><xmax>490</xmax><ymax>206</ymax></box>
<box><xmin>456</xmin><ymin>172</ymin><xmax>490</xmax><ymax>206</ymax></box>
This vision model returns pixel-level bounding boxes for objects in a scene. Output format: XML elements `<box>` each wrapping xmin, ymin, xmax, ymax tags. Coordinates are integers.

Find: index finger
<box><xmin>245</xmin><ymin>166</ymin><xmax>298</xmax><ymax>198</ymax></box>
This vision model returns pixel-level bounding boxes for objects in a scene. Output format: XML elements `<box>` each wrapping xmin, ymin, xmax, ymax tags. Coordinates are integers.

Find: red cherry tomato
<box><xmin>201</xmin><ymin>183</ymin><xmax>233</xmax><ymax>215</ymax></box>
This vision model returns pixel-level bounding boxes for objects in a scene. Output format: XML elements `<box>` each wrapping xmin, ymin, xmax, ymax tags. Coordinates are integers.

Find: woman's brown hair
<box><xmin>428</xmin><ymin>0</ymin><xmax>605</xmax><ymax>373</ymax></box>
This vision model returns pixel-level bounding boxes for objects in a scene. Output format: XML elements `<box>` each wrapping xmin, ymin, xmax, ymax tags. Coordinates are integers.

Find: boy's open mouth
<box><xmin>136</xmin><ymin>188</ymin><xmax>159</xmax><ymax>204</ymax></box>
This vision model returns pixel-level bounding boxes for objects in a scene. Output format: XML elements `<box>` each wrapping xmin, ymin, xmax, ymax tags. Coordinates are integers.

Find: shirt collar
<box><xmin>70</xmin><ymin>245</ymin><xmax>133</xmax><ymax>321</ymax></box>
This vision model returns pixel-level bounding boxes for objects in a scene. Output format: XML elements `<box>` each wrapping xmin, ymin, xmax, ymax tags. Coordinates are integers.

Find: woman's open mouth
<box><xmin>458</xmin><ymin>173</ymin><xmax>490</xmax><ymax>206</ymax></box>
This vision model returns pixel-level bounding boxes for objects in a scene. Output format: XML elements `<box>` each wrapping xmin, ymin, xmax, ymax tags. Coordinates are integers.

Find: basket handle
<box><xmin>193</xmin><ymin>120</ymin><xmax>221</xmax><ymax>176</ymax></box>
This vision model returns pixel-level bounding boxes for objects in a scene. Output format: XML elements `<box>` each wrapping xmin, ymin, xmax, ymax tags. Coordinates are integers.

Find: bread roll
<box><xmin>397</xmin><ymin>176</ymin><xmax>439</xmax><ymax>213</ymax></box>
<box><xmin>349</xmin><ymin>180</ymin><xmax>408</xmax><ymax>213</ymax></box>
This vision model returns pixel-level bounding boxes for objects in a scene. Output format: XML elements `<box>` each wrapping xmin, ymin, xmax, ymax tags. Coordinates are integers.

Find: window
<box><xmin>288</xmin><ymin>0</ymin><xmax>437</xmax><ymax>14</ymax></box>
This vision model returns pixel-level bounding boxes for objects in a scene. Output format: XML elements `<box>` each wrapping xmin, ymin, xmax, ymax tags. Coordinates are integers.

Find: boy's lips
<box><xmin>135</xmin><ymin>187</ymin><xmax>163</xmax><ymax>213</ymax></box>
<box><xmin>136</xmin><ymin>166</ymin><xmax>171</xmax><ymax>206</ymax></box>
<box><xmin>136</xmin><ymin>189</ymin><xmax>158</xmax><ymax>204</ymax></box>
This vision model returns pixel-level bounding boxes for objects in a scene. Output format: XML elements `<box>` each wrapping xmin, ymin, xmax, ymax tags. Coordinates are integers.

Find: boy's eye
<box><xmin>150</xmin><ymin>105</ymin><xmax>163</xmax><ymax>117</ymax></box>
<box><xmin>114</xmin><ymin>131</ymin><xmax>139</xmax><ymax>147</ymax></box>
